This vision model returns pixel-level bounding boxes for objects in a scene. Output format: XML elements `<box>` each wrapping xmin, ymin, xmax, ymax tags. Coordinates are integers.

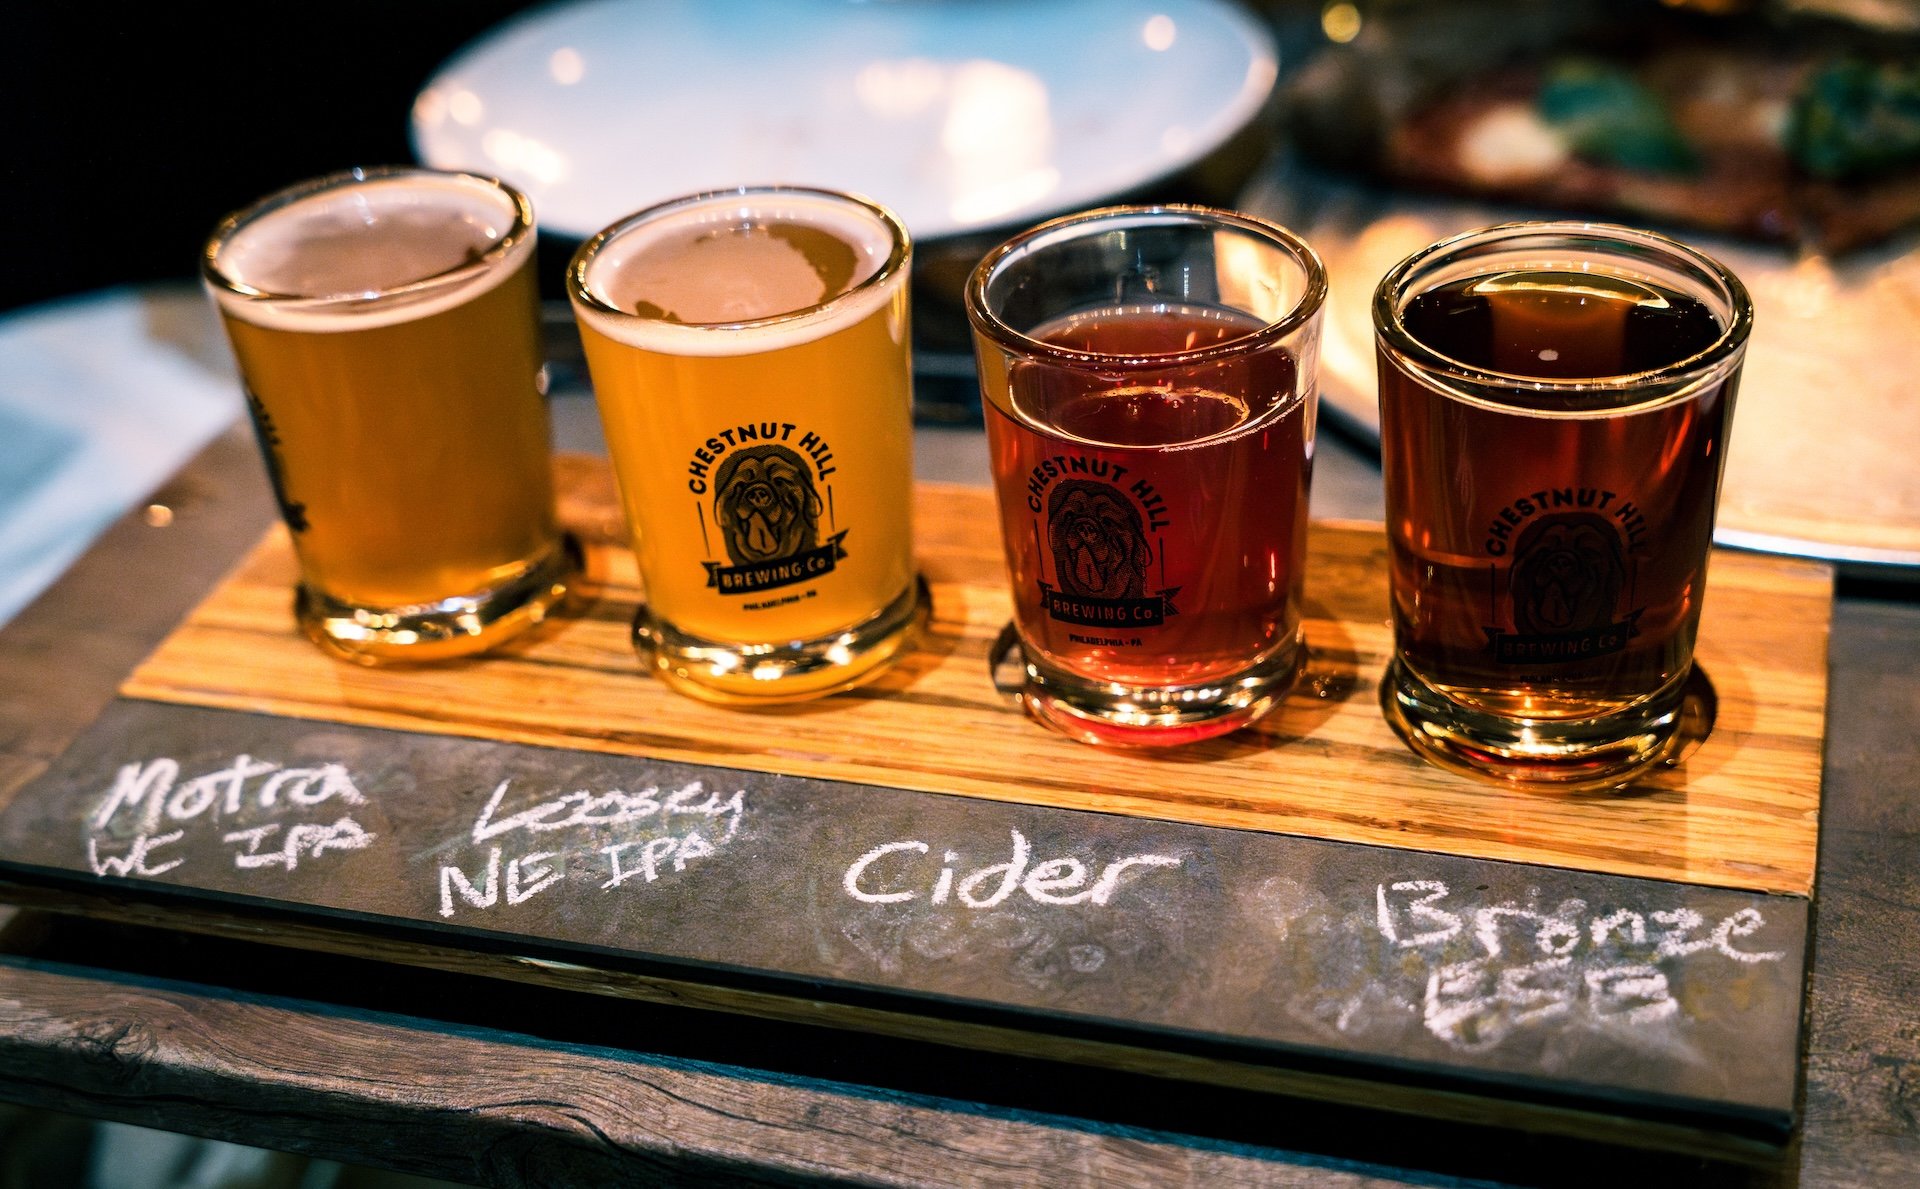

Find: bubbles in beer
<box><xmin>234</xmin><ymin>208</ymin><xmax>493</xmax><ymax>297</ymax></box>
<box><xmin>611</xmin><ymin>221</ymin><xmax>861</xmax><ymax>325</ymax></box>
<box><xmin>209</xmin><ymin>174</ymin><xmax>530</xmax><ymax>332</ymax></box>
<box><xmin>575</xmin><ymin>190</ymin><xmax>901</xmax><ymax>357</ymax></box>
<box><xmin>219</xmin><ymin>181</ymin><xmax>514</xmax><ymax>296</ymax></box>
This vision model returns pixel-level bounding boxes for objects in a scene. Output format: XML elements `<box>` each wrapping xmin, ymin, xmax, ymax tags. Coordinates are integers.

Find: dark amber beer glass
<box><xmin>204</xmin><ymin>168</ymin><xmax>573</xmax><ymax>663</ymax></box>
<box><xmin>968</xmin><ymin>207</ymin><xmax>1326</xmax><ymax>746</ymax></box>
<box><xmin>1374</xmin><ymin>222</ymin><xmax>1753</xmax><ymax>789</ymax></box>
<box><xmin>568</xmin><ymin>186</ymin><xmax>927</xmax><ymax>703</ymax></box>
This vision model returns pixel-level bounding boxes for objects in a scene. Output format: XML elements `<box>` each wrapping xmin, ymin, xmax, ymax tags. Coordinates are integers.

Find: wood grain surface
<box><xmin>0</xmin><ymin>955</ymin><xmax>1414</xmax><ymax>1188</ymax></box>
<box><xmin>123</xmin><ymin>456</ymin><xmax>1832</xmax><ymax>896</ymax></box>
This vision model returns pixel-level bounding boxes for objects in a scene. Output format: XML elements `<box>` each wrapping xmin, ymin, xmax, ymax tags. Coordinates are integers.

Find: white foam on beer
<box><xmin>209</xmin><ymin>173</ymin><xmax>533</xmax><ymax>333</ymax></box>
<box><xmin>574</xmin><ymin>191</ymin><xmax>900</xmax><ymax>357</ymax></box>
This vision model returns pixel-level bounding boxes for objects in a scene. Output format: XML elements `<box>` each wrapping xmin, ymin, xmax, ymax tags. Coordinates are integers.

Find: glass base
<box><xmin>990</xmin><ymin>625</ymin><xmax>1305</xmax><ymax>747</ymax></box>
<box><xmin>634</xmin><ymin>576</ymin><xmax>931</xmax><ymax>704</ymax></box>
<box><xmin>295</xmin><ymin>536</ymin><xmax>579</xmax><ymax>666</ymax></box>
<box><xmin>1379</xmin><ymin>658</ymin><xmax>1717</xmax><ymax>792</ymax></box>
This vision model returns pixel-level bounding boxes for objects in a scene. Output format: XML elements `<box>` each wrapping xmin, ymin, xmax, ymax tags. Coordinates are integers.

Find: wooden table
<box><xmin>0</xmin><ymin>400</ymin><xmax>1914</xmax><ymax>1186</ymax></box>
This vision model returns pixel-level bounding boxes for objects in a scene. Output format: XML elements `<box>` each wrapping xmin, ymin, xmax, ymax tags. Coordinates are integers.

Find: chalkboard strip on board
<box><xmin>0</xmin><ymin>699</ymin><xmax>1811</xmax><ymax>1161</ymax></box>
<box><xmin>0</xmin><ymin>876</ymin><xmax>1796</xmax><ymax>1165</ymax></box>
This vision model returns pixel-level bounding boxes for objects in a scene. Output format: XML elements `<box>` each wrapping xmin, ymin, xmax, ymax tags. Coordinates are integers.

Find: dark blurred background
<box><xmin>9</xmin><ymin>0</ymin><xmax>1917</xmax><ymax>316</ymax></box>
<box><xmin>2</xmin><ymin>3</ymin><xmax>538</xmax><ymax>314</ymax></box>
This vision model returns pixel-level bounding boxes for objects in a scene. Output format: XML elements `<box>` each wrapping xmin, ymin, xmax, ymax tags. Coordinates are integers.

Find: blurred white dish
<box><xmin>0</xmin><ymin>287</ymin><xmax>241</xmax><ymax>627</ymax></box>
<box><xmin>412</xmin><ymin>0</ymin><xmax>1277</xmax><ymax>241</ymax></box>
<box><xmin>1243</xmin><ymin>166</ymin><xmax>1920</xmax><ymax>570</ymax></box>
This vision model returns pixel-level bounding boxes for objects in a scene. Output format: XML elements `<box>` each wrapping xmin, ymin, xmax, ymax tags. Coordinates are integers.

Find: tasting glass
<box><xmin>967</xmin><ymin>206</ymin><xmax>1327</xmax><ymax>746</ymax></box>
<box><xmin>203</xmin><ymin>167</ymin><xmax>574</xmax><ymax>665</ymax></box>
<box><xmin>1374</xmin><ymin>222</ymin><xmax>1753</xmax><ymax>790</ymax></box>
<box><xmin>567</xmin><ymin>186</ymin><xmax>927</xmax><ymax>704</ymax></box>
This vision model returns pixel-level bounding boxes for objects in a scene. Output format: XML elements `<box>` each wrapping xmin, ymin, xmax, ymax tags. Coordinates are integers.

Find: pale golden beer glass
<box><xmin>204</xmin><ymin>167</ymin><xmax>574</xmax><ymax>663</ymax></box>
<box><xmin>568</xmin><ymin>186</ymin><xmax>927</xmax><ymax>702</ymax></box>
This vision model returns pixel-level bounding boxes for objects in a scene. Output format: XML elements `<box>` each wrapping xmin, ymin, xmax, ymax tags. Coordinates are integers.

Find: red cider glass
<box><xmin>967</xmin><ymin>206</ymin><xmax>1327</xmax><ymax>746</ymax></box>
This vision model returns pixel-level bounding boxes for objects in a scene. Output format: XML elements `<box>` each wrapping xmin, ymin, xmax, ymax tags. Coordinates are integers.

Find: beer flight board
<box><xmin>0</xmin><ymin>460</ymin><xmax>1833</xmax><ymax>1161</ymax></box>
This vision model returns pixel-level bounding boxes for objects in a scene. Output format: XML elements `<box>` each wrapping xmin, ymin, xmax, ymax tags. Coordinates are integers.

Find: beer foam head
<box><xmin>206</xmin><ymin>170</ymin><xmax>534</xmax><ymax>332</ymax></box>
<box><xmin>571</xmin><ymin>188</ymin><xmax>907</xmax><ymax>356</ymax></box>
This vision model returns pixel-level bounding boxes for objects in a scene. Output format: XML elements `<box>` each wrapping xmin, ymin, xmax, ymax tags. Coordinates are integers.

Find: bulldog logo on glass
<box><xmin>1049</xmin><ymin>480</ymin><xmax>1150</xmax><ymax>601</ymax></box>
<box><xmin>1036</xmin><ymin>477</ymin><xmax>1178</xmax><ymax>630</ymax></box>
<box><xmin>1511</xmin><ymin>512</ymin><xmax>1625</xmax><ymax>633</ymax></box>
<box><xmin>1486</xmin><ymin>510</ymin><xmax>1643</xmax><ymax>665</ymax></box>
<box><xmin>716</xmin><ymin>445</ymin><xmax>822</xmax><ymax>566</ymax></box>
<box><xmin>701</xmin><ymin>441</ymin><xmax>849</xmax><ymax>597</ymax></box>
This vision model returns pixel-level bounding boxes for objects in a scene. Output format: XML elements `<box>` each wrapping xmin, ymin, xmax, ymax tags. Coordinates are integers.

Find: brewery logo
<box><xmin>242</xmin><ymin>387</ymin><xmax>307</xmax><ymax>534</ymax></box>
<box><xmin>1027</xmin><ymin>462</ymin><xmax>1178</xmax><ymax>629</ymax></box>
<box><xmin>687</xmin><ymin>430</ymin><xmax>847</xmax><ymax>597</ymax></box>
<box><xmin>1483</xmin><ymin>508</ymin><xmax>1643</xmax><ymax>665</ymax></box>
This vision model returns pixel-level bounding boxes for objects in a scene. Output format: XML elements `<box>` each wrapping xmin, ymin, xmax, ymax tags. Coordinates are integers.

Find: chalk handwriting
<box><xmin>85</xmin><ymin>753</ymin><xmax>377</xmax><ymax>882</ymax></box>
<box><xmin>87</xmin><ymin>831</ymin><xmax>184</xmax><ymax>878</ymax></box>
<box><xmin>843</xmin><ymin>829</ymin><xmax>1182</xmax><ymax>908</ymax></box>
<box><xmin>1375</xmin><ymin>879</ymin><xmax>1786</xmax><ymax>1050</ymax></box>
<box><xmin>1376</xmin><ymin>880</ymin><xmax>1460</xmax><ymax>947</ymax></box>
<box><xmin>471</xmin><ymin>778</ymin><xmax>744</xmax><ymax>846</ymax></box>
<box><xmin>601</xmin><ymin>830</ymin><xmax>721</xmax><ymax>890</ymax></box>
<box><xmin>1652</xmin><ymin>908</ymin><xmax>1716</xmax><ymax>958</ymax></box>
<box><xmin>94</xmin><ymin>755</ymin><xmax>364</xmax><ymax>835</ymax></box>
<box><xmin>223</xmin><ymin>817</ymin><xmax>378</xmax><ymax>871</ymax></box>
<box><xmin>439</xmin><ymin>847</ymin><xmax>570</xmax><ymax>917</ymax></box>
<box><xmin>436</xmin><ymin>778</ymin><xmax>747</xmax><ymax>917</ymax></box>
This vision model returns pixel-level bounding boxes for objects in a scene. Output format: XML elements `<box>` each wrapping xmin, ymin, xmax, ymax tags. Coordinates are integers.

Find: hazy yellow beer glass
<box><xmin>204</xmin><ymin>168</ymin><xmax>574</xmax><ymax>663</ymax></box>
<box><xmin>569</xmin><ymin>186</ymin><xmax>927</xmax><ymax>702</ymax></box>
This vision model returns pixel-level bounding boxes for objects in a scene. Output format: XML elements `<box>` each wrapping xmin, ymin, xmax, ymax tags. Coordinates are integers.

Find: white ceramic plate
<box><xmin>1241</xmin><ymin>166</ymin><xmax>1920</xmax><ymax>570</ymax></box>
<box><xmin>412</xmin><ymin>0</ymin><xmax>1277</xmax><ymax>242</ymax></box>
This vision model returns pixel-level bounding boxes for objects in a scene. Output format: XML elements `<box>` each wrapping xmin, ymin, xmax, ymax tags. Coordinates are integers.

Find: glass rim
<box><xmin>1372</xmin><ymin>220</ymin><xmax>1755</xmax><ymax>399</ymax></box>
<box><xmin>565</xmin><ymin>184</ymin><xmax>911</xmax><ymax>332</ymax></box>
<box><xmin>964</xmin><ymin>204</ymin><xmax>1329</xmax><ymax>372</ymax></box>
<box><xmin>201</xmin><ymin>166</ymin><xmax>536</xmax><ymax>308</ymax></box>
